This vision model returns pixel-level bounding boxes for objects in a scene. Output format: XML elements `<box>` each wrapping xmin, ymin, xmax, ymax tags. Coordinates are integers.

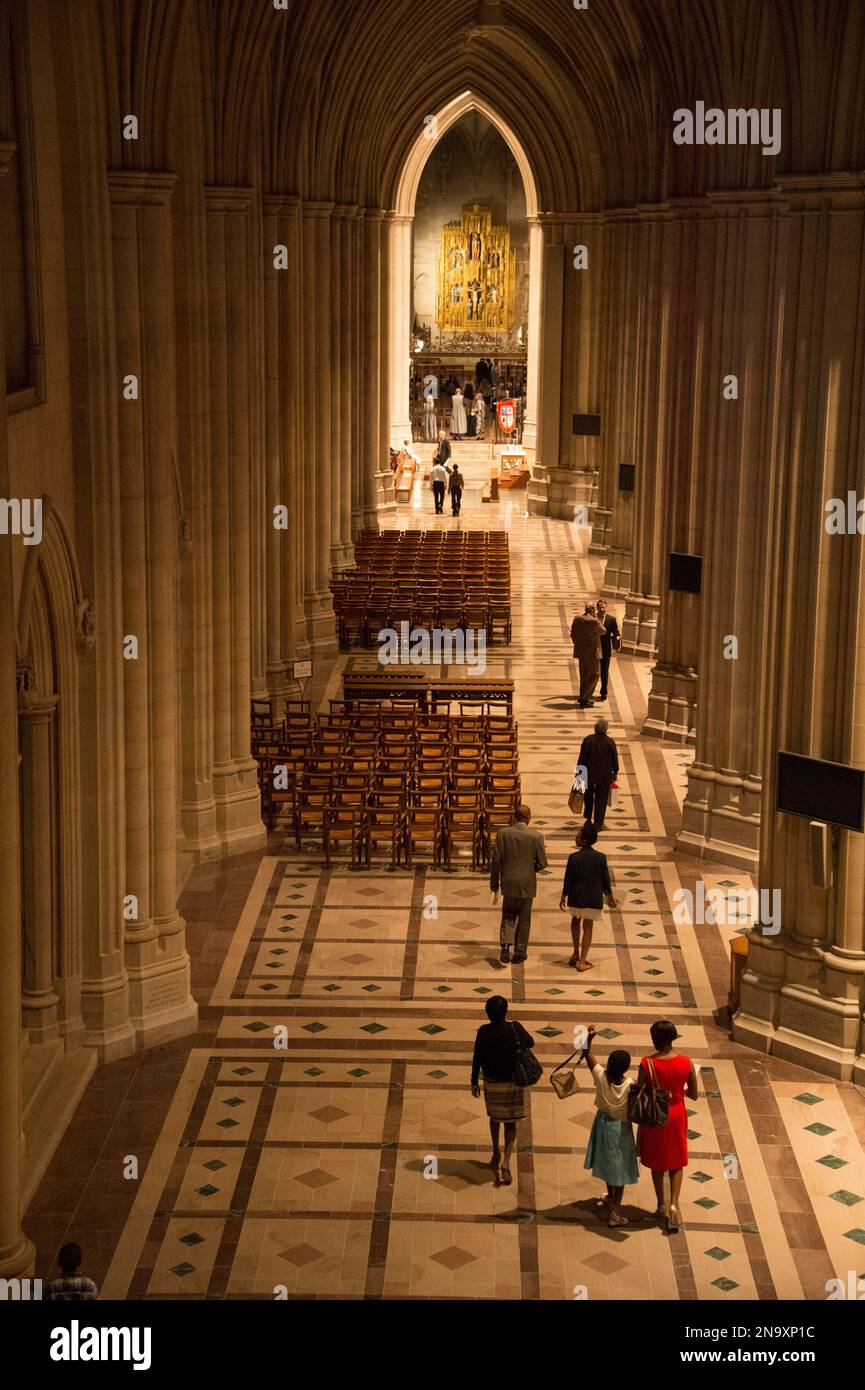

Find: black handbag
<box><xmin>627</xmin><ymin>1056</ymin><xmax>670</xmax><ymax>1127</ymax></box>
<box><xmin>511</xmin><ymin>1022</ymin><xmax>543</xmax><ymax>1087</ymax></box>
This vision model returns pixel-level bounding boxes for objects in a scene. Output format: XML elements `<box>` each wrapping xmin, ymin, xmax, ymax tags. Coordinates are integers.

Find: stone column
<box><xmin>337</xmin><ymin>205</ymin><xmax>356</xmax><ymax>561</ymax></box>
<box><xmin>205</xmin><ymin>186</ymin><xmax>266</xmax><ymax>852</ymax></box>
<box><xmin>735</xmin><ymin>174</ymin><xmax>865</xmax><ymax>1081</ymax></box>
<box><xmin>364</xmin><ymin>210</ymin><xmax>392</xmax><ymax>519</ymax></box>
<box><xmin>527</xmin><ymin>221</ymin><xmax>564</xmax><ymax>517</ymax></box>
<box><xmin>387</xmin><ymin>212</ymin><xmax>414</xmax><ymax>448</ymax></box>
<box><xmin>622</xmin><ymin>209</ymin><xmax>678</xmax><ymax>658</ymax></box>
<box><xmin>0</xmin><ymin>263</ymin><xmax>35</xmax><ymax>1278</ymax></box>
<box><xmin>597</xmin><ymin>214</ymin><xmax>639</xmax><ymax>593</ymax></box>
<box><xmin>109</xmin><ymin>171</ymin><xmax>197</xmax><ymax>1044</ymax></box>
<box><xmin>522</xmin><ymin>216</ymin><xmax>544</xmax><ymax>461</ymax></box>
<box><xmin>18</xmin><ymin>693</ymin><xmax>61</xmax><ymax>1043</ymax></box>
<box><xmin>677</xmin><ymin>192</ymin><xmax>779</xmax><ymax>866</ymax></box>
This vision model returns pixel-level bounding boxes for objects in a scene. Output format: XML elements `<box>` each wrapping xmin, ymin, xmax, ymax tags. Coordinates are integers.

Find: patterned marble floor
<box><xmin>26</xmin><ymin>493</ymin><xmax>865</xmax><ymax>1301</ymax></box>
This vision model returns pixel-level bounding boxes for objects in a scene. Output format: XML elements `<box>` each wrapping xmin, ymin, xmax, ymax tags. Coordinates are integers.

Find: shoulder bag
<box><xmin>626</xmin><ymin>1055</ymin><xmax>670</xmax><ymax>1127</ymax></box>
<box><xmin>511</xmin><ymin>1022</ymin><xmax>543</xmax><ymax>1088</ymax></box>
<box><xmin>550</xmin><ymin>1048</ymin><xmax>585</xmax><ymax>1100</ymax></box>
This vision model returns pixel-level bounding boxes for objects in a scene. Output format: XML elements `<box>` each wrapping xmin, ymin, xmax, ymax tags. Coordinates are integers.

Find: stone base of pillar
<box><xmin>214</xmin><ymin>762</ymin><xmax>267</xmax><ymax>854</ymax></box>
<box><xmin>305</xmin><ymin>594</ymin><xmax>338</xmax><ymax>654</ymax></box>
<box><xmin>734</xmin><ymin>936</ymin><xmax>865</xmax><ymax>1080</ymax></box>
<box><xmin>529</xmin><ymin>466</ymin><xmax>593</xmax><ymax>522</ymax></box>
<box><xmin>676</xmin><ymin>765</ymin><xmax>761</xmax><ymax>869</ymax></box>
<box><xmin>127</xmin><ymin>953</ymin><xmax>198</xmax><ymax>1051</ymax></box>
<box><xmin>21</xmin><ymin>995</ymin><xmax>60</xmax><ymax>1046</ymax></box>
<box><xmin>22</xmin><ymin>1039</ymin><xmax>96</xmax><ymax>1208</ymax></box>
<box><xmin>588</xmin><ymin>505</ymin><xmax>612</xmax><ymax>556</ymax></box>
<box><xmin>375</xmin><ymin>470</ymin><xmax>396</xmax><ymax>509</ymax></box>
<box><xmin>620</xmin><ymin>593</ymin><xmax>660</xmax><ymax>657</ymax></box>
<box><xmin>526</xmin><ymin>465</ymin><xmax>549</xmax><ymax>516</ymax></box>
<box><xmin>601</xmin><ymin>545</ymin><xmax>633</xmax><ymax>598</ymax></box>
<box><xmin>0</xmin><ymin>1233</ymin><xmax>36</xmax><ymax>1281</ymax></box>
<box><xmin>363</xmin><ymin>508</ymin><xmax>382</xmax><ymax>530</ymax></box>
<box><xmin>80</xmin><ymin>974</ymin><xmax>137</xmax><ymax>1061</ymax></box>
<box><xmin>642</xmin><ymin>663</ymin><xmax>697</xmax><ymax>743</ymax></box>
<box><xmin>331</xmin><ymin>542</ymin><xmax>355</xmax><ymax>571</ymax></box>
<box><xmin>180</xmin><ymin>799</ymin><xmax>222</xmax><ymax>860</ymax></box>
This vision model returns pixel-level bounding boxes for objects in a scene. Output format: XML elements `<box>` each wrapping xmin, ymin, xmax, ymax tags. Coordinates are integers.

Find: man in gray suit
<box><xmin>489</xmin><ymin>804</ymin><xmax>548</xmax><ymax>964</ymax></box>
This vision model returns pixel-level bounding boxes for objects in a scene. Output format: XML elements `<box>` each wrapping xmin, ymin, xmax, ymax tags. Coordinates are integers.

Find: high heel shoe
<box><xmin>500</xmin><ymin>1164</ymin><xmax>513</xmax><ymax>1186</ymax></box>
<box><xmin>667</xmin><ymin>1205</ymin><xmax>682</xmax><ymax>1233</ymax></box>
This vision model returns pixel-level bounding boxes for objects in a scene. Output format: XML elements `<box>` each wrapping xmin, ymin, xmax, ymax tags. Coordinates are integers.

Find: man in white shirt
<box><xmin>430</xmin><ymin>460</ymin><xmax>448</xmax><ymax>513</ymax></box>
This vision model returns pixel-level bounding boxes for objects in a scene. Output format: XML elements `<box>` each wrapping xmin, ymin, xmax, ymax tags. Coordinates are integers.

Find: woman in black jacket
<box><xmin>470</xmin><ymin>995</ymin><xmax>533</xmax><ymax>1185</ymax></box>
<box><xmin>560</xmin><ymin>823</ymin><xmax>617</xmax><ymax>971</ymax></box>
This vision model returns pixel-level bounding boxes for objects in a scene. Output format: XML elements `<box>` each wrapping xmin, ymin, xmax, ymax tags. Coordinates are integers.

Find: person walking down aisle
<box><xmin>637</xmin><ymin>1020</ymin><xmax>699</xmax><ymax>1234</ymax></box>
<box><xmin>560</xmin><ymin>823</ymin><xmax>617</xmax><ymax>971</ymax></box>
<box><xmin>596</xmin><ymin>598</ymin><xmax>620</xmax><ymax>701</ymax></box>
<box><xmin>448</xmin><ymin>463</ymin><xmax>464</xmax><ymax>516</ymax></box>
<box><xmin>471</xmin><ymin>994</ymin><xmax>534</xmax><ymax>1186</ymax></box>
<box><xmin>580</xmin><ymin>1025</ymin><xmax>639</xmax><ymax>1227</ymax></box>
<box><xmin>577</xmin><ymin>718</ymin><xmax>619</xmax><ymax>830</ymax></box>
<box><xmin>451</xmin><ymin>386</ymin><xmax>467</xmax><ymax>439</ymax></box>
<box><xmin>489</xmin><ymin>804</ymin><xmax>547</xmax><ymax>964</ymax></box>
<box><xmin>570</xmin><ymin>603</ymin><xmax>606</xmax><ymax>707</ymax></box>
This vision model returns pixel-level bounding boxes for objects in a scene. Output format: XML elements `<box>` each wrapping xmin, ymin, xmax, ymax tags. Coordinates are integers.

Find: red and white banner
<box><xmin>496</xmin><ymin>398</ymin><xmax>518</xmax><ymax>433</ymax></box>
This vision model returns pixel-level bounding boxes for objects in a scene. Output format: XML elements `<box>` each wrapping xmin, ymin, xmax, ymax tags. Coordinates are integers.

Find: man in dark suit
<box><xmin>489</xmin><ymin>804</ymin><xmax>547</xmax><ymax>964</ymax></box>
<box><xmin>596</xmin><ymin>598</ymin><xmax>621</xmax><ymax>701</ymax></box>
<box><xmin>577</xmin><ymin>718</ymin><xmax>619</xmax><ymax>830</ymax></box>
<box><xmin>569</xmin><ymin>603</ymin><xmax>605</xmax><ymax>707</ymax></box>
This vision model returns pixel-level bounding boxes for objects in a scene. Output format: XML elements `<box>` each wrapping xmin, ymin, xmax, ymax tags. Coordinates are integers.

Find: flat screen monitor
<box><xmin>776</xmin><ymin>751</ymin><xmax>865</xmax><ymax>831</ymax></box>
<box><xmin>572</xmin><ymin>413</ymin><xmax>601</xmax><ymax>436</ymax></box>
<box><xmin>669</xmin><ymin>552</ymin><xmax>702</xmax><ymax>594</ymax></box>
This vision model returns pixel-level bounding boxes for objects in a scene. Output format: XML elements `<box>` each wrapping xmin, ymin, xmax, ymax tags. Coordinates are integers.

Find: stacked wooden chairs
<box><xmin>250</xmin><ymin>695</ymin><xmax>520</xmax><ymax>870</ymax></box>
<box><xmin>331</xmin><ymin>530</ymin><xmax>511</xmax><ymax>648</ymax></box>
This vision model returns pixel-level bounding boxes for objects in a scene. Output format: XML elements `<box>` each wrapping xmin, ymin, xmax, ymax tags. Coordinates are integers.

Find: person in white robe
<box><xmin>422</xmin><ymin>395</ymin><xmax>437</xmax><ymax>441</ymax></box>
<box><xmin>451</xmin><ymin>389</ymin><xmax>467</xmax><ymax>439</ymax></box>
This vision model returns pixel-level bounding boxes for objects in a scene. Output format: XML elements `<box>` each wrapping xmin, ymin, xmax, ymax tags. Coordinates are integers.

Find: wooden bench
<box><xmin>343</xmin><ymin>672</ymin><xmax>513</xmax><ymax>716</ymax></box>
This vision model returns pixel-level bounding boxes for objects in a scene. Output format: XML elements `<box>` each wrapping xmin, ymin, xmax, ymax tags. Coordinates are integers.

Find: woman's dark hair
<box><xmin>580</xmin><ymin>822</ymin><xmax>598</xmax><ymax>846</ymax></box>
<box><xmin>606</xmin><ymin>1049</ymin><xmax>631</xmax><ymax>1085</ymax></box>
<box><xmin>650</xmin><ymin>1019</ymin><xmax>679</xmax><ymax>1049</ymax></box>
<box><xmin>485</xmin><ymin>995</ymin><xmax>508</xmax><ymax>1023</ymax></box>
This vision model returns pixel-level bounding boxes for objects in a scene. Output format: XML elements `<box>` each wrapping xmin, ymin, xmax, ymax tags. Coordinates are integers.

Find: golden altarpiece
<box><xmin>436</xmin><ymin>204</ymin><xmax>515</xmax><ymax>333</ymax></box>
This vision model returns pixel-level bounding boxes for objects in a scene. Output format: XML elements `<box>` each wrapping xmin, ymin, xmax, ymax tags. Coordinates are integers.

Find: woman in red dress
<box><xmin>637</xmin><ymin>1019</ymin><xmax>699</xmax><ymax>1233</ymax></box>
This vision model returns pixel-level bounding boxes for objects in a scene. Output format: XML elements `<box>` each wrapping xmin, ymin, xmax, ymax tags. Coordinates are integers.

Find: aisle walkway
<box><xmin>26</xmin><ymin>499</ymin><xmax>865</xmax><ymax>1301</ymax></box>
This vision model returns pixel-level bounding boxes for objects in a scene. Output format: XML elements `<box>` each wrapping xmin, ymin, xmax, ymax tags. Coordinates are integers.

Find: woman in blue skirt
<box><xmin>581</xmin><ymin>1025</ymin><xmax>638</xmax><ymax>1227</ymax></box>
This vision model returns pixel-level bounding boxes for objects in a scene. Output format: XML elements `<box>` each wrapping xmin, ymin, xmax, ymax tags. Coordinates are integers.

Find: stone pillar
<box><xmin>337</xmin><ymin>205</ymin><xmax>356</xmax><ymax>562</ymax></box>
<box><xmin>205</xmin><ymin>186</ymin><xmax>266</xmax><ymax>852</ymax></box>
<box><xmin>299</xmin><ymin>202</ymin><xmax>338</xmax><ymax>648</ymax></box>
<box><xmin>387</xmin><ymin>212</ymin><xmax>414</xmax><ymax>448</ymax></box>
<box><xmin>364</xmin><ymin>210</ymin><xmax>392</xmax><ymax>519</ymax></box>
<box><xmin>677</xmin><ymin>193</ymin><xmax>779</xmax><ymax>866</ymax></box>
<box><xmin>0</xmin><ymin>266</ymin><xmax>35</xmax><ymax>1279</ymax></box>
<box><xmin>597</xmin><ymin>215</ymin><xmax>639</xmax><ymax>593</ymax></box>
<box><xmin>109</xmin><ymin>171</ymin><xmax>197</xmax><ymax>1044</ymax></box>
<box><xmin>527</xmin><ymin>222</ymin><xmax>564</xmax><ymax>517</ymax></box>
<box><xmin>620</xmin><ymin>213</ymin><xmax>670</xmax><ymax>657</ymax></box>
<box><xmin>18</xmin><ymin>693</ymin><xmax>61</xmax><ymax>1043</ymax></box>
<box><xmin>350</xmin><ymin>209</ymin><xmax>365</xmax><ymax>539</ymax></box>
<box><xmin>522</xmin><ymin>216</ymin><xmax>544</xmax><ymax>461</ymax></box>
<box><xmin>735</xmin><ymin>174</ymin><xmax>865</xmax><ymax>1081</ymax></box>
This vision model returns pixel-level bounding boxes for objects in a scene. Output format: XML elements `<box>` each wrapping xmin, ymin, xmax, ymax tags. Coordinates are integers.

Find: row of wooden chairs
<box><xmin>250</xmin><ymin>697</ymin><xmax>520</xmax><ymax>867</ymax></box>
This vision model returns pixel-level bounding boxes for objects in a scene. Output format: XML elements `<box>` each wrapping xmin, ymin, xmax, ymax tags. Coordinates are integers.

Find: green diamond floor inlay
<box><xmin>304</xmin><ymin>1067</ymin><xmax>324</xmax><ymax>1076</ymax></box>
<box><xmin>817</xmin><ymin>1155</ymin><xmax>848</xmax><ymax>1169</ymax></box>
<box><xmin>362</xmin><ymin>1023</ymin><xmax>387</xmax><ymax>1033</ymax></box>
<box><xmin>829</xmin><ymin>1190</ymin><xmax>863</xmax><ymax>1206</ymax></box>
<box><xmin>196</xmin><ymin>1185</ymin><xmax>219</xmax><ymax>1198</ymax></box>
<box><xmin>694</xmin><ymin>1197</ymin><xmax>718</xmax><ymax>1210</ymax></box>
<box><xmin>794</xmin><ymin>1092</ymin><xmax>823</xmax><ymax>1105</ymax></box>
<box><xmin>179</xmin><ymin>1233</ymin><xmax>205</xmax><ymax>1247</ymax></box>
<box><xmin>215</xmin><ymin>1118</ymin><xmax>238</xmax><ymax>1129</ymax></box>
<box><xmin>223</xmin><ymin>1097</ymin><xmax>244</xmax><ymax>1107</ymax></box>
<box><xmin>170</xmin><ymin>1263</ymin><xmax>195</xmax><ymax>1278</ymax></box>
<box><xmin>842</xmin><ymin>1229</ymin><xmax>865</xmax><ymax>1245</ymax></box>
<box><xmin>428</xmin><ymin>1070</ymin><xmax>447</xmax><ymax>1079</ymax></box>
<box><xmin>705</xmin><ymin>1247</ymin><xmax>731</xmax><ymax>1261</ymax></box>
<box><xmin>244</xmin><ymin>1022</ymin><xmax>268</xmax><ymax>1032</ymax></box>
<box><xmin>538</xmin><ymin>1026</ymin><xmax>562</xmax><ymax>1037</ymax></box>
<box><xmin>232</xmin><ymin>1067</ymin><xmax>253</xmax><ymax>1076</ymax></box>
<box><xmin>805</xmin><ymin>1122</ymin><xmax>834</xmax><ymax>1136</ymax></box>
<box><xmin>599</xmin><ymin>1028</ymin><xmax>620</xmax><ymax>1039</ymax></box>
<box><xmin>202</xmin><ymin>1159</ymin><xmax>226</xmax><ymax>1172</ymax></box>
<box><xmin>711</xmin><ymin>1277</ymin><xmax>738</xmax><ymax>1292</ymax></box>
<box><xmin>348</xmin><ymin>1067</ymin><xmax>369</xmax><ymax>1077</ymax></box>
<box><xmin>419</xmin><ymin>1024</ymin><xmax>443</xmax><ymax>1034</ymax></box>
<box><xmin>303</xmin><ymin>1022</ymin><xmax>327</xmax><ymax>1032</ymax></box>
<box><xmin>690</xmin><ymin>1171</ymin><xmax>712</xmax><ymax>1184</ymax></box>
